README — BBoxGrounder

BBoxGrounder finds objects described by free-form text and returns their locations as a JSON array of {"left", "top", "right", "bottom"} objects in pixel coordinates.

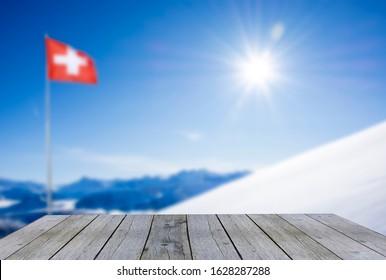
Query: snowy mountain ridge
[{"left": 163, "top": 121, "right": 386, "bottom": 235}]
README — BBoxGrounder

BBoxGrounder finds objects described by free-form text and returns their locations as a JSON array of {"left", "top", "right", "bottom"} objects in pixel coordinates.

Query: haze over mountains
[
  {"left": 0, "top": 170, "right": 248, "bottom": 237},
  {"left": 165, "top": 121, "right": 386, "bottom": 235}
]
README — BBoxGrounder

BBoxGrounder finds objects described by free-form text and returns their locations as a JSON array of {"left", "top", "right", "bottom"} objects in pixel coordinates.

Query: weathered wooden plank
[
  {"left": 308, "top": 214, "right": 386, "bottom": 257},
  {"left": 248, "top": 214, "right": 340, "bottom": 260},
  {"left": 51, "top": 215, "right": 125, "bottom": 260},
  {"left": 188, "top": 215, "right": 240, "bottom": 260},
  {"left": 0, "top": 215, "right": 69, "bottom": 260},
  {"left": 280, "top": 214, "right": 386, "bottom": 260},
  {"left": 3, "top": 213, "right": 384, "bottom": 260},
  {"left": 141, "top": 215, "right": 191, "bottom": 260},
  {"left": 6, "top": 215, "right": 97, "bottom": 260},
  {"left": 96, "top": 215, "right": 153, "bottom": 260},
  {"left": 218, "top": 214, "right": 290, "bottom": 259}
]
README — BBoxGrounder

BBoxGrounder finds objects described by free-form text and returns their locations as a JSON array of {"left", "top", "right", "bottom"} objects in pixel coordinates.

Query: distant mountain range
[
  {"left": 0, "top": 169, "right": 249, "bottom": 237},
  {"left": 0, "top": 179, "right": 46, "bottom": 215}
]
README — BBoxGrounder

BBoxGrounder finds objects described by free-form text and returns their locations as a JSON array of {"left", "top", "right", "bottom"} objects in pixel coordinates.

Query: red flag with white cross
[{"left": 45, "top": 37, "right": 97, "bottom": 84}]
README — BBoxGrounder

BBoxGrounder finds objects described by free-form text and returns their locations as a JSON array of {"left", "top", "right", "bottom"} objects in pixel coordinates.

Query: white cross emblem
[{"left": 54, "top": 47, "right": 87, "bottom": 75}]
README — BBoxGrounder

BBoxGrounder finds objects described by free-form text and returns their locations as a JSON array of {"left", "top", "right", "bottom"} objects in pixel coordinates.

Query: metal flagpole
[{"left": 45, "top": 34, "right": 52, "bottom": 215}]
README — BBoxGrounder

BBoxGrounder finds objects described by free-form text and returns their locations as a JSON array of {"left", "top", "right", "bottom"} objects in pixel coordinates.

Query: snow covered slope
[{"left": 163, "top": 122, "right": 386, "bottom": 235}]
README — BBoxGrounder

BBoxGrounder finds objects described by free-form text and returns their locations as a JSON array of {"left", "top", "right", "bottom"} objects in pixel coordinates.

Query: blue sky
[{"left": 1, "top": 0, "right": 386, "bottom": 184}]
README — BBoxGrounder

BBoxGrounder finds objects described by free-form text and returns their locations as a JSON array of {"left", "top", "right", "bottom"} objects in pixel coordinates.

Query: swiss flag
[{"left": 45, "top": 37, "right": 97, "bottom": 84}]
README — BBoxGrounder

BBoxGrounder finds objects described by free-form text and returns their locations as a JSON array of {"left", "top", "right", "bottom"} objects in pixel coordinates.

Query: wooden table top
[{"left": 1, "top": 214, "right": 385, "bottom": 260}]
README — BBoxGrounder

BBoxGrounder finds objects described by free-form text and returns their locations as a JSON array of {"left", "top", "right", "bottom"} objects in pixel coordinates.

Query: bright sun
[{"left": 237, "top": 51, "right": 278, "bottom": 92}]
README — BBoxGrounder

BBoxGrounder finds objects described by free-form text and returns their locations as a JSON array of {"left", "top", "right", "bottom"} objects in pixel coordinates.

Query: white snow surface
[
  {"left": 53, "top": 199, "right": 77, "bottom": 211},
  {"left": 0, "top": 199, "right": 19, "bottom": 208},
  {"left": 163, "top": 121, "right": 386, "bottom": 235}
]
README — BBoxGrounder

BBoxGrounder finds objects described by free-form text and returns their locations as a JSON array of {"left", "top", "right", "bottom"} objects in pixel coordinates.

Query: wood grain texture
[
  {"left": 0, "top": 215, "right": 69, "bottom": 259},
  {"left": 51, "top": 215, "right": 125, "bottom": 260},
  {"left": 218, "top": 214, "right": 290, "bottom": 260},
  {"left": 141, "top": 215, "right": 191, "bottom": 260},
  {"left": 308, "top": 214, "right": 386, "bottom": 257},
  {"left": 2, "top": 214, "right": 385, "bottom": 260},
  {"left": 96, "top": 215, "right": 153, "bottom": 260},
  {"left": 188, "top": 215, "right": 240, "bottom": 260},
  {"left": 248, "top": 214, "right": 340, "bottom": 260},
  {"left": 6, "top": 215, "right": 97, "bottom": 260},
  {"left": 280, "top": 214, "right": 386, "bottom": 260}
]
